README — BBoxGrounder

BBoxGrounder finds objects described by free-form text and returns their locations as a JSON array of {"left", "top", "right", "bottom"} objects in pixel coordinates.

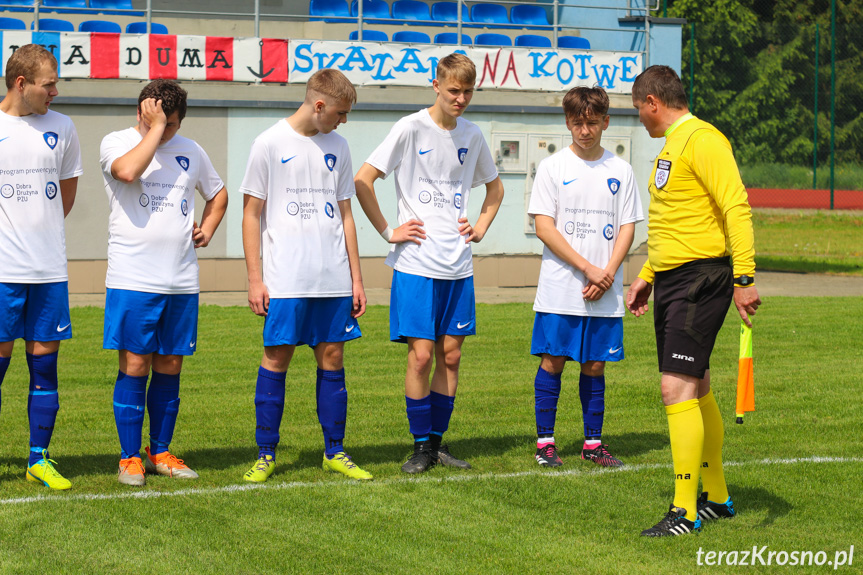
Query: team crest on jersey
[
  {"left": 655, "top": 159, "right": 671, "bottom": 188},
  {"left": 454, "top": 193, "right": 462, "bottom": 210},
  {"left": 324, "top": 154, "right": 337, "bottom": 172},
  {"left": 181, "top": 199, "right": 188, "bottom": 216},
  {"left": 43, "top": 132, "right": 58, "bottom": 150},
  {"left": 176, "top": 156, "right": 190, "bottom": 171},
  {"left": 45, "top": 182, "right": 58, "bottom": 200},
  {"left": 139, "top": 193, "right": 149, "bottom": 207},
  {"left": 603, "top": 224, "right": 614, "bottom": 240},
  {"left": 457, "top": 148, "right": 468, "bottom": 165},
  {"left": 607, "top": 178, "right": 620, "bottom": 195},
  {"left": 325, "top": 202, "right": 334, "bottom": 219}
]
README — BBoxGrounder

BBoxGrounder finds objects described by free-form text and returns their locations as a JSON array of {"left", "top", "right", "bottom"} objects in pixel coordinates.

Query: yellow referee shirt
[{"left": 638, "top": 114, "right": 756, "bottom": 284}]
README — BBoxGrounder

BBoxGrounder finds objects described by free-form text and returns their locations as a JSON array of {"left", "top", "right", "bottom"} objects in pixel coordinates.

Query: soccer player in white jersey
[
  {"left": 0, "top": 44, "right": 82, "bottom": 490},
  {"left": 100, "top": 79, "right": 228, "bottom": 486},
  {"left": 240, "top": 69, "right": 371, "bottom": 482},
  {"left": 529, "top": 86, "right": 643, "bottom": 469},
  {"left": 354, "top": 54, "right": 505, "bottom": 474}
]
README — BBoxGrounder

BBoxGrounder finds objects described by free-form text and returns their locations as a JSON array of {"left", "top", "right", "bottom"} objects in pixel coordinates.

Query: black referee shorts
[{"left": 653, "top": 257, "right": 733, "bottom": 378}]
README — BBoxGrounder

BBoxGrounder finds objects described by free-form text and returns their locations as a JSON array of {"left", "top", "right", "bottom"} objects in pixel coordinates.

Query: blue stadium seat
[
  {"left": 393, "top": 30, "right": 430, "bottom": 43},
  {"left": 79, "top": 20, "right": 122, "bottom": 33},
  {"left": 126, "top": 21, "right": 169, "bottom": 34},
  {"left": 0, "top": 17, "right": 27, "bottom": 29},
  {"left": 470, "top": 3, "right": 511, "bottom": 28},
  {"left": 89, "top": 0, "right": 144, "bottom": 16},
  {"left": 431, "top": 2, "right": 475, "bottom": 27},
  {"left": 1, "top": 0, "right": 34, "bottom": 12},
  {"left": 510, "top": 4, "right": 549, "bottom": 29},
  {"left": 474, "top": 32, "right": 511, "bottom": 46},
  {"left": 558, "top": 35, "right": 590, "bottom": 49},
  {"left": 309, "top": 0, "right": 354, "bottom": 23},
  {"left": 350, "top": 0, "right": 391, "bottom": 24},
  {"left": 31, "top": 18, "right": 75, "bottom": 31},
  {"left": 392, "top": 0, "right": 429, "bottom": 23},
  {"left": 40, "top": 0, "right": 87, "bottom": 13},
  {"left": 434, "top": 32, "right": 471, "bottom": 45},
  {"left": 515, "top": 34, "right": 551, "bottom": 48},
  {"left": 348, "top": 29, "right": 388, "bottom": 41}
]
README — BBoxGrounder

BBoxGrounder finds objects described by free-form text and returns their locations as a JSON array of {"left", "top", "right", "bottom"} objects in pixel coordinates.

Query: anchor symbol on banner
[{"left": 247, "top": 40, "right": 275, "bottom": 79}]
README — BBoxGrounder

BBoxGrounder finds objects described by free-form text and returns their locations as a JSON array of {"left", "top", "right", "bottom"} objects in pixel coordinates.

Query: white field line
[{"left": 2, "top": 455, "right": 860, "bottom": 507}]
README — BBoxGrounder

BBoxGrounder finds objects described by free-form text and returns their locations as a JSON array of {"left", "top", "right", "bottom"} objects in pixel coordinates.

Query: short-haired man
[
  {"left": 627, "top": 65, "right": 761, "bottom": 536},
  {"left": 241, "top": 68, "right": 372, "bottom": 482},
  {"left": 529, "top": 86, "right": 643, "bottom": 469},
  {"left": 355, "top": 54, "right": 505, "bottom": 473},
  {"left": 101, "top": 79, "right": 228, "bottom": 486},
  {"left": 0, "top": 44, "right": 82, "bottom": 490}
]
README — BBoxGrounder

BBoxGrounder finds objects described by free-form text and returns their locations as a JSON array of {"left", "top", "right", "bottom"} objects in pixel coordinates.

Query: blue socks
[
  {"left": 405, "top": 395, "right": 431, "bottom": 442},
  {"left": 147, "top": 371, "right": 181, "bottom": 456},
  {"left": 579, "top": 373, "right": 605, "bottom": 440},
  {"left": 113, "top": 370, "right": 147, "bottom": 460},
  {"left": 27, "top": 352, "right": 60, "bottom": 465},
  {"left": 430, "top": 391, "right": 455, "bottom": 442},
  {"left": 317, "top": 368, "right": 347, "bottom": 456},
  {"left": 255, "top": 366, "right": 286, "bottom": 459},
  {"left": 534, "top": 367, "right": 562, "bottom": 439}
]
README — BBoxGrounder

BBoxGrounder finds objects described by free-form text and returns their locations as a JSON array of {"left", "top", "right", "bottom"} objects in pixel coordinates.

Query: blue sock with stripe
[
  {"left": 405, "top": 395, "right": 431, "bottom": 442},
  {"left": 27, "top": 352, "right": 60, "bottom": 466},
  {"left": 113, "top": 370, "right": 147, "bottom": 460},
  {"left": 0, "top": 356, "right": 10, "bottom": 416},
  {"left": 255, "top": 366, "right": 286, "bottom": 459},
  {"left": 534, "top": 367, "right": 562, "bottom": 439},
  {"left": 579, "top": 373, "right": 605, "bottom": 440},
  {"left": 317, "top": 368, "right": 347, "bottom": 456},
  {"left": 147, "top": 370, "right": 181, "bottom": 456},
  {"left": 430, "top": 391, "right": 455, "bottom": 441}
]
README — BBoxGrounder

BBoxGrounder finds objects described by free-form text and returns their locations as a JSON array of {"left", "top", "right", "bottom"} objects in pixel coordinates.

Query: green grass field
[
  {"left": 1, "top": 301, "right": 861, "bottom": 574},
  {"left": 740, "top": 163, "right": 863, "bottom": 191}
]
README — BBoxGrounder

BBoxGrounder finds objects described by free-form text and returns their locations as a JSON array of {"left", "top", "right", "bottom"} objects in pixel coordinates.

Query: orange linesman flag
[{"left": 736, "top": 322, "right": 755, "bottom": 424}]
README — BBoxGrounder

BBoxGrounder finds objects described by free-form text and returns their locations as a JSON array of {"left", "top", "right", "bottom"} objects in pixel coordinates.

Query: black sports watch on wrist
[{"left": 734, "top": 275, "right": 755, "bottom": 287}]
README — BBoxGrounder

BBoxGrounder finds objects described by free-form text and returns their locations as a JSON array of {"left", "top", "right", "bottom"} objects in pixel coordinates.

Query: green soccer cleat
[
  {"left": 243, "top": 455, "right": 276, "bottom": 483},
  {"left": 26, "top": 451, "right": 72, "bottom": 490},
  {"left": 322, "top": 452, "right": 373, "bottom": 480}
]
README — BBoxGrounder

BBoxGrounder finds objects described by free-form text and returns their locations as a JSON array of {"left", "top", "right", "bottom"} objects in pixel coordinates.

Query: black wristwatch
[{"left": 734, "top": 275, "right": 755, "bottom": 287}]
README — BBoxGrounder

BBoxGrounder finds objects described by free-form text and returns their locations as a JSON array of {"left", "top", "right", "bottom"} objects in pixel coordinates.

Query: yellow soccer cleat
[
  {"left": 243, "top": 455, "right": 276, "bottom": 483},
  {"left": 26, "top": 451, "right": 72, "bottom": 490},
  {"left": 322, "top": 452, "right": 373, "bottom": 480}
]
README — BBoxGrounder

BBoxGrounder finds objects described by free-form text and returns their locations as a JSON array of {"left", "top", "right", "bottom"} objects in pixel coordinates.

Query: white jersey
[
  {"left": 100, "top": 128, "right": 224, "bottom": 295},
  {"left": 0, "top": 109, "right": 82, "bottom": 283},
  {"left": 240, "top": 119, "right": 355, "bottom": 298},
  {"left": 529, "top": 147, "right": 643, "bottom": 317},
  {"left": 365, "top": 109, "right": 498, "bottom": 280}
]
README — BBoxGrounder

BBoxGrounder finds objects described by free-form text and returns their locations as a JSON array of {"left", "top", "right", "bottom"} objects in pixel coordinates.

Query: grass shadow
[{"left": 729, "top": 484, "right": 793, "bottom": 526}]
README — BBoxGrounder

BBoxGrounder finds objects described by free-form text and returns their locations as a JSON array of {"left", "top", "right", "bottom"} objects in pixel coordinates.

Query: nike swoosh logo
[
  {"left": 56, "top": 323, "right": 71, "bottom": 332},
  {"left": 345, "top": 325, "right": 355, "bottom": 333},
  {"left": 281, "top": 156, "right": 297, "bottom": 164},
  {"left": 419, "top": 149, "right": 433, "bottom": 155},
  {"left": 457, "top": 322, "right": 471, "bottom": 329},
  {"left": 190, "top": 341, "right": 196, "bottom": 347},
  {"left": 563, "top": 178, "right": 577, "bottom": 185},
  {"left": 0, "top": 137, "right": 9, "bottom": 144},
  {"left": 608, "top": 346, "right": 621, "bottom": 354}
]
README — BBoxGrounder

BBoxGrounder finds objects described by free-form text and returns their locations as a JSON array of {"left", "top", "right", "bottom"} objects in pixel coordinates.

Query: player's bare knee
[
  {"left": 153, "top": 354, "right": 183, "bottom": 375},
  {"left": 262, "top": 345, "right": 293, "bottom": 372},
  {"left": 540, "top": 355, "right": 566, "bottom": 374},
  {"left": 580, "top": 361, "right": 605, "bottom": 377},
  {"left": 408, "top": 348, "right": 434, "bottom": 375}
]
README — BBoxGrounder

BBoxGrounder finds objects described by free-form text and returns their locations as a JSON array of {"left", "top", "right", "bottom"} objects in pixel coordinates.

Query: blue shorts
[
  {"left": 263, "top": 297, "right": 361, "bottom": 348},
  {"left": 531, "top": 313, "right": 624, "bottom": 363},
  {"left": 390, "top": 270, "right": 475, "bottom": 343},
  {"left": 103, "top": 289, "right": 199, "bottom": 356},
  {"left": 0, "top": 282, "right": 72, "bottom": 343}
]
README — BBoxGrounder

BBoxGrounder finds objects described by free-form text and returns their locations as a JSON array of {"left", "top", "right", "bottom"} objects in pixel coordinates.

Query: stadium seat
[
  {"left": 1, "top": 0, "right": 35, "bottom": 12},
  {"left": 474, "top": 32, "right": 512, "bottom": 46},
  {"left": 309, "top": 0, "right": 354, "bottom": 23},
  {"left": 510, "top": 4, "right": 549, "bottom": 29},
  {"left": 89, "top": 0, "right": 144, "bottom": 16},
  {"left": 515, "top": 34, "right": 551, "bottom": 48},
  {"left": 31, "top": 18, "right": 74, "bottom": 31},
  {"left": 350, "top": 0, "right": 391, "bottom": 24},
  {"left": 392, "top": 0, "right": 430, "bottom": 23},
  {"left": 470, "top": 3, "right": 511, "bottom": 28},
  {"left": 431, "top": 2, "right": 475, "bottom": 27},
  {"left": 40, "top": 0, "right": 87, "bottom": 13},
  {"left": 558, "top": 35, "right": 590, "bottom": 49},
  {"left": 348, "top": 29, "right": 388, "bottom": 41},
  {"left": 0, "top": 17, "right": 27, "bottom": 29},
  {"left": 434, "top": 32, "right": 471, "bottom": 45},
  {"left": 79, "top": 20, "right": 122, "bottom": 33},
  {"left": 393, "top": 30, "right": 430, "bottom": 43},
  {"left": 126, "top": 21, "right": 169, "bottom": 34}
]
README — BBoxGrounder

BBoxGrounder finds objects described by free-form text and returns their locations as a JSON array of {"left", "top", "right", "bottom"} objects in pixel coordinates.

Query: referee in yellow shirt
[{"left": 626, "top": 65, "right": 761, "bottom": 537}]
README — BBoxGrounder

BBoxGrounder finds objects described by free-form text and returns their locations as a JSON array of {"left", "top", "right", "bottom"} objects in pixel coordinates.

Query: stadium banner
[
  {"left": 0, "top": 32, "right": 640, "bottom": 92},
  {"left": 289, "top": 40, "right": 641, "bottom": 93}
]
